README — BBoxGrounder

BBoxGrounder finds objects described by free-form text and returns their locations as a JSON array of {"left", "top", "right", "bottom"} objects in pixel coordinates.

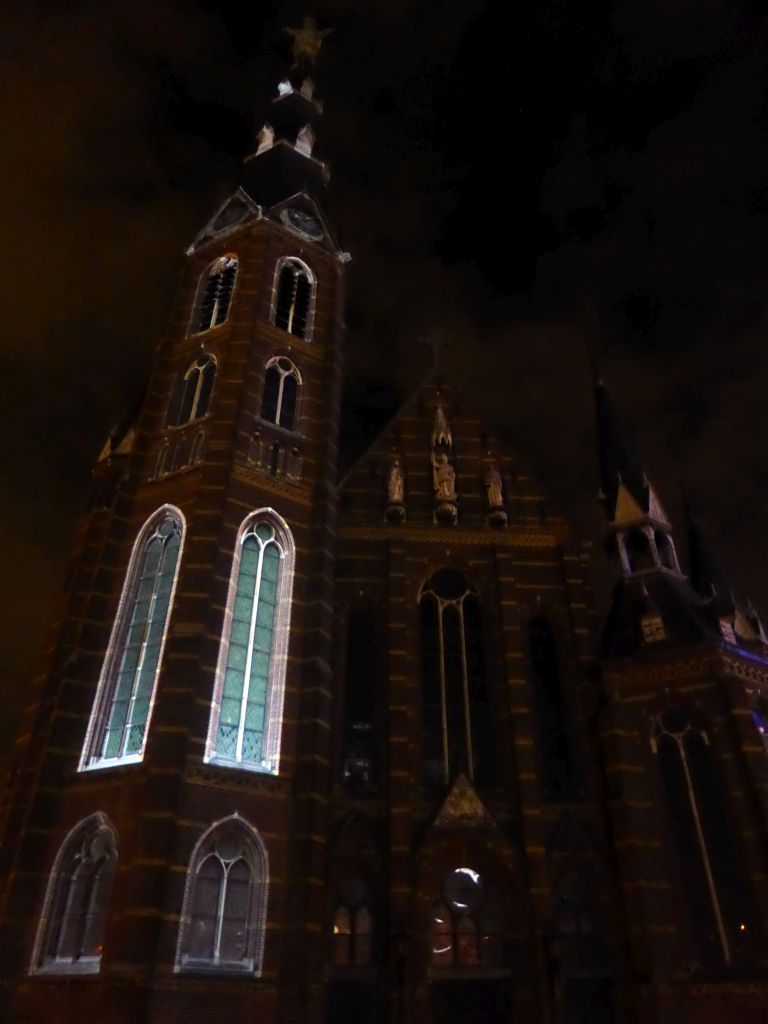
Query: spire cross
[{"left": 285, "top": 17, "right": 332, "bottom": 68}]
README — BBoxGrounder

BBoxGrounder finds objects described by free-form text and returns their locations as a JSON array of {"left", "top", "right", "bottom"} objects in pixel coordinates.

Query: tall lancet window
[
  {"left": 273, "top": 258, "right": 314, "bottom": 340},
  {"left": 167, "top": 354, "right": 217, "bottom": 427},
  {"left": 419, "top": 569, "right": 495, "bottom": 788},
  {"left": 176, "top": 816, "right": 268, "bottom": 974},
  {"left": 194, "top": 255, "right": 238, "bottom": 333},
  {"left": 261, "top": 356, "right": 302, "bottom": 431},
  {"left": 32, "top": 814, "right": 117, "bottom": 974},
  {"left": 653, "top": 710, "right": 752, "bottom": 967},
  {"left": 207, "top": 511, "right": 294, "bottom": 773},
  {"left": 80, "top": 506, "right": 184, "bottom": 769},
  {"left": 528, "top": 616, "right": 579, "bottom": 799}
]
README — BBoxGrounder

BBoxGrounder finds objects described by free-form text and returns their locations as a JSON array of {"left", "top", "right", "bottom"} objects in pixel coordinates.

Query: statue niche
[
  {"left": 483, "top": 462, "right": 507, "bottom": 528},
  {"left": 385, "top": 457, "right": 406, "bottom": 523}
]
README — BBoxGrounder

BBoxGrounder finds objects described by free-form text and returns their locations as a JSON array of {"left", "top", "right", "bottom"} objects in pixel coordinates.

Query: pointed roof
[
  {"left": 593, "top": 364, "right": 649, "bottom": 521},
  {"left": 433, "top": 774, "right": 495, "bottom": 830}
]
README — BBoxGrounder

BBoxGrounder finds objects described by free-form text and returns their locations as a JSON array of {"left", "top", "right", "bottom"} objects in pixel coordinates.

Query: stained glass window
[
  {"left": 32, "top": 814, "right": 117, "bottom": 974},
  {"left": 194, "top": 255, "right": 237, "bottom": 332},
  {"left": 81, "top": 507, "right": 184, "bottom": 769},
  {"left": 208, "top": 512, "right": 294, "bottom": 773},
  {"left": 177, "top": 817, "right": 268, "bottom": 974}
]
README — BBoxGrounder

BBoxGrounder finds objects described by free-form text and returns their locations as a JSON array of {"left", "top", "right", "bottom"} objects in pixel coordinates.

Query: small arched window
[
  {"left": 81, "top": 506, "right": 185, "bottom": 769},
  {"left": 261, "top": 356, "right": 302, "bottom": 431},
  {"left": 176, "top": 816, "right": 268, "bottom": 974},
  {"left": 194, "top": 255, "right": 238, "bottom": 333},
  {"left": 332, "top": 880, "right": 373, "bottom": 966},
  {"left": 273, "top": 258, "right": 313, "bottom": 339},
  {"left": 430, "top": 868, "right": 502, "bottom": 970},
  {"left": 167, "top": 355, "right": 216, "bottom": 427},
  {"left": 32, "top": 814, "right": 117, "bottom": 974},
  {"left": 419, "top": 569, "right": 495, "bottom": 788},
  {"left": 206, "top": 511, "right": 295, "bottom": 774}
]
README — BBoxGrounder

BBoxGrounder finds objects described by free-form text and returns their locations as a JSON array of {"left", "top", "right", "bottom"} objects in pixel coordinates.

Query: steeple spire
[
  {"left": 592, "top": 361, "right": 648, "bottom": 523},
  {"left": 592, "top": 365, "right": 681, "bottom": 580},
  {"left": 239, "top": 19, "right": 333, "bottom": 215}
]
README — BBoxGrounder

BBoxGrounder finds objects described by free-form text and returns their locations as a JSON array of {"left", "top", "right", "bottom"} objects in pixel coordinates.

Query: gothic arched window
[
  {"left": 206, "top": 510, "right": 295, "bottom": 773},
  {"left": 261, "top": 356, "right": 302, "bottom": 431},
  {"left": 32, "top": 814, "right": 117, "bottom": 974},
  {"left": 654, "top": 711, "right": 752, "bottom": 967},
  {"left": 167, "top": 354, "right": 216, "bottom": 427},
  {"left": 528, "top": 616, "right": 579, "bottom": 799},
  {"left": 80, "top": 506, "right": 184, "bottom": 769},
  {"left": 273, "top": 258, "right": 314, "bottom": 339},
  {"left": 194, "top": 255, "right": 238, "bottom": 333},
  {"left": 176, "top": 816, "right": 268, "bottom": 974},
  {"left": 430, "top": 868, "right": 502, "bottom": 970},
  {"left": 419, "top": 569, "right": 495, "bottom": 788},
  {"left": 332, "top": 880, "right": 373, "bottom": 966}
]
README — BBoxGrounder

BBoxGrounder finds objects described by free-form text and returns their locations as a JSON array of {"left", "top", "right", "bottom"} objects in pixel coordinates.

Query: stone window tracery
[
  {"left": 261, "top": 356, "right": 302, "bottom": 431},
  {"left": 419, "top": 569, "right": 495, "bottom": 788},
  {"left": 31, "top": 814, "right": 117, "bottom": 974},
  {"left": 80, "top": 506, "right": 184, "bottom": 769},
  {"left": 176, "top": 816, "right": 268, "bottom": 974},
  {"left": 194, "top": 255, "right": 238, "bottom": 333},
  {"left": 206, "top": 510, "right": 294, "bottom": 773},
  {"left": 273, "top": 258, "right": 314, "bottom": 340},
  {"left": 430, "top": 868, "right": 502, "bottom": 970},
  {"left": 167, "top": 354, "right": 217, "bottom": 427}
]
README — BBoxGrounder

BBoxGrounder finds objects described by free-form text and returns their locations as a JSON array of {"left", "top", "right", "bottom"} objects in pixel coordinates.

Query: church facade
[{"left": 1, "top": 45, "right": 767, "bottom": 1024}]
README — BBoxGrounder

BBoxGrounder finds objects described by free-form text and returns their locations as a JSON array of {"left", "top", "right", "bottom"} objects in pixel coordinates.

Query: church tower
[
  {"left": 0, "top": 24, "right": 347, "bottom": 1024},
  {"left": 2, "top": 22, "right": 768, "bottom": 1024},
  {"left": 594, "top": 373, "right": 768, "bottom": 1020}
]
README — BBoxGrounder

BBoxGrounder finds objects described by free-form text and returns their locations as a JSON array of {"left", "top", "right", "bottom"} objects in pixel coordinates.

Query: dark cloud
[{"left": 2, "top": 0, "right": 768, "bottom": 771}]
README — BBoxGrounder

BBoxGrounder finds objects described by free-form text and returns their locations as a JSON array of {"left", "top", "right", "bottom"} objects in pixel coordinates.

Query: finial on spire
[{"left": 285, "top": 17, "right": 332, "bottom": 68}]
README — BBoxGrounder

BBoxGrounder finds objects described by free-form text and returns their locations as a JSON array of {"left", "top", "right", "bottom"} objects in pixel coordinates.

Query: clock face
[
  {"left": 213, "top": 200, "right": 249, "bottom": 231},
  {"left": 280, "top": 206, "right": 324, "bottom": 241}
]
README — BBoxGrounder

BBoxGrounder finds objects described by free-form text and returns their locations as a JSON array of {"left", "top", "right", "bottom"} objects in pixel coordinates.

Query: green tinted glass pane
[
  {"left": 254, "top": 523, "right": 274, "bottom": 543},
  {"left": 259, "top": 577, "right": 277, "bottom": 605},
  {"left": 222, "top": 666, "right": 245, "bottom": 700},
  {"left": 227, "top": 644, "right": 247, "bottom": 671},
  {"left": 242, "top": 728, "right": 262, "bottom": 762},
  {"left": 244, "top": 700, "right": 265, "bottom": 729},
  {"left": 253, "top": 625, "right": 274, "bottom": 653},
  {"left": 262, "top": 545, "right": 279, "bottom": 581},
  {"left": 230, "top": 620, "right": 250, "bottom": 645},
  {"left": 220, "top": 695, "right": 242, "bottom": 726}
]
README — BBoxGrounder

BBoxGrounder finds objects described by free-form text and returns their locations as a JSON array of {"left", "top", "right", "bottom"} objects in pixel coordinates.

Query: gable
[{"left": 339, "top": 378, "right": 569, "bottom": 535}]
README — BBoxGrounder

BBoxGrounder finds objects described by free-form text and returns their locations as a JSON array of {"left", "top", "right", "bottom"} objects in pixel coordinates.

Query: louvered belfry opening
[
  {"left": 275, "top": 262, "right": 312, "bottom": 338},
  {"left": 196, "top": 257, "right": 238, "bottom": 332}
]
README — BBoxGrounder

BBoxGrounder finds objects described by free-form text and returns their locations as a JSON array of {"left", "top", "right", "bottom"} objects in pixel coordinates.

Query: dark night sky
[{"left": 2, "top": 1, "right": 768, "bottom": 770}]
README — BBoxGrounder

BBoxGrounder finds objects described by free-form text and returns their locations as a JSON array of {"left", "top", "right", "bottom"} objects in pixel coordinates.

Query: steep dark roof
[
  {"left": 593, "top": 368, "right": 648, "bottom": 520},
  {"left": 683, "top": 497, "right": 735, "bottom": 613}
]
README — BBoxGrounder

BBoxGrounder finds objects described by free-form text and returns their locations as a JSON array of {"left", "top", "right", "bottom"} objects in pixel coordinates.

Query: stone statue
[
  {"left": 388, "top": 460, "right": 404, "bottom": 504},
  {"left": 432, "top": 453, "right": 456, "bottom": 501},
  {"left": 285, "top": 17, "right": 333, "bottom": 67},
  {"left": 484, "top": 464, "right": 503, "bottom": 508},
  {"left": 256, "top": 123, "right": 274, "bottom": 155},
  {"left": 277, "top": 79, "right": 293, "bottom": 97},
  {"left": 296, "top": 124, "right": 315, "bottom": 157}
]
